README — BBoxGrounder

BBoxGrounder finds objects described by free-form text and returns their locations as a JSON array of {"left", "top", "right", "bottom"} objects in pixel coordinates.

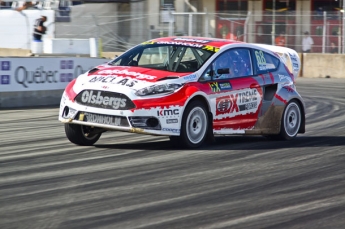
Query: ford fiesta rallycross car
[{"left": 59, "top": 36, "right": 305, "bottom": 148}]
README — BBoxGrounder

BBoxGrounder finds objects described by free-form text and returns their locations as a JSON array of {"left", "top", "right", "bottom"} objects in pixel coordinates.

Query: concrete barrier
[
  {"left": 301, "top": 53, "right": 345, "bottom": 78},
  {"left": 0, "top": 48, "right": 32, "bottom": 57},
  {"left": 0, "top": 90, "right": 63, "bottom": 108}
]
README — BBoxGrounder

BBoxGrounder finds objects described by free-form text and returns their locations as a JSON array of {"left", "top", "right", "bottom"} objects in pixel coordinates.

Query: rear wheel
[
  {"left": 170, "top": 100, "right": 208, "bottom": 148},
  {"left": 278, "top": 100, "right": 302, "bottom": 140},
  {"left": 65, "top": 124, "right": 102, "bottom": 146}
]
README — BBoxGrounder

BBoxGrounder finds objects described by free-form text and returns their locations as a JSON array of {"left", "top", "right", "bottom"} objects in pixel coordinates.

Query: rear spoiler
[{"left": 254, "top": 44, "right": 301, "bottom": 80}]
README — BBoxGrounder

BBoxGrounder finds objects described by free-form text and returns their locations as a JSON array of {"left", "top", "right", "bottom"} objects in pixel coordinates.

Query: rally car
[{"left": 59, "top": 36, "right": 305, "bottom": 148}]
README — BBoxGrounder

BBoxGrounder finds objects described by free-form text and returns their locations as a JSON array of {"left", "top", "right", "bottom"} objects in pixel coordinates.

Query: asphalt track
[{"left": 0, "top": 78, "right": 344, "bottom": 229}]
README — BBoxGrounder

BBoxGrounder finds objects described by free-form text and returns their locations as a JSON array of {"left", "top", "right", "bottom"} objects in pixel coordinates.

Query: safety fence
[
  {"left": 53, "top": 7, "right": 345, "bottom": 54},
  {"left": 1, "top": 4, "right": 345, "bottom": 54}
]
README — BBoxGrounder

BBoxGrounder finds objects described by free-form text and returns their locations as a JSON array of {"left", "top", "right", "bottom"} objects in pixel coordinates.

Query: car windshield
[{"left": 108, "top": 43, "right": 215, "bottom": 73}]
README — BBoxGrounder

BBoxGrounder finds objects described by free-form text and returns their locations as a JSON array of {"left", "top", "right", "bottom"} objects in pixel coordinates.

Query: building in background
[{"left": 1, "top": 0, "right": 344, "bottom": 53}]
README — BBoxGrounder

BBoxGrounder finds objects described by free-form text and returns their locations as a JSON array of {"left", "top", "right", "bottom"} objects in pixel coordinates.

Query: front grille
[{"left": 75, "top": 90, "right": 135, "bottom": 110}]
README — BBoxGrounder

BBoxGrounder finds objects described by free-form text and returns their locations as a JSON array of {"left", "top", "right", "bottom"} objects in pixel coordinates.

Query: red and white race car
[{"left": 59, "top": 36, "right": 305, "bottom": 148}]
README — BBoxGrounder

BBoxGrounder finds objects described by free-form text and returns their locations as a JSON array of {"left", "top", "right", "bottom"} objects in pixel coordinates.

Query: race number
[{"left": 255, "top": 50, "right": 266, "bottom": 70}]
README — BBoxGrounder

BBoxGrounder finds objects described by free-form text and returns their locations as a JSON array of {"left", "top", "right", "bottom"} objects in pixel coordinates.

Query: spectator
[
  {"left": 330, "top": 42, "right": 338, "bottom": 54},
  {"left": 33, "top": 16, "right": 47, "bottom": 41},
  {"left": 302, "top": 31, "right": 314, "bottom": 53},
  {"left": 15, "top": 1, "right": 37, "bottom": 11},
  {"left": 275, "top": 31, "right": 286, "bottom": 47}
]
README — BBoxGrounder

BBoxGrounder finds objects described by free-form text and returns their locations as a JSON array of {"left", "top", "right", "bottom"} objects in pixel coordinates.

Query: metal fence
[
  {"left": 54, "top": 8, "right": 345, "bottom": 54},
  {"left": 1, "top": 1, "right": 339, "bottom": 54}
]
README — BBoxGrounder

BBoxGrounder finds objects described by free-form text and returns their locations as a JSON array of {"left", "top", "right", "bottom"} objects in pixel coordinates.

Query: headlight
[{"left": 135, "top": 83, "right": 183, "bottom": 96}]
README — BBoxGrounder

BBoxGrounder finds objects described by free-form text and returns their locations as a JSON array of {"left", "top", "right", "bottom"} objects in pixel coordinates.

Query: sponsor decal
[
  {"left": 60, "top": 60, "right": 74, "bottom": 69},
  {"left": 218, "top": 82, "right": 232, "bottom": 90},
  {"left": 157, "top": 41, "right": 203, "bottom": 48},
  {"left": 173, "top": 38, "right": 211, "bottom": 44},
  {"left": 162, "top": 128, "right": 180, "bottom": 133},
  {"left": 157, "top": 109, "right": 179, "bottom": 116},
  {"left": 202, "top": 45, "right": 220, "bottom": 52},
  {"left": 278, "top": 74, "right": 290, "bottom": 81},
  {"left": 288, "top": 53, "right": 299, "bottom": 72},
  {"left": 289, "top": 53, "right": 298, "bottom": 62},
  {"left": 14, "top": 66, "right": 58, "bottom": 88},
  {"left": 209, "top": 82, "right": 220, "bottom": 92},
  {"left": 216, "top": 95, "right": 238, "bottom": 115},
  {"left": 209, "top": 82, "right": 232, "bottom": 92},
  {"left": 97, "top": 69, "right": 156, "bottom": 80},
  {"left": 183, "top": 74, "right": 197, "bottom": 81},
  {"left": 142, "top": 40, "right": 204, "bottom": 48},
  {"left": 1, "top": 61, "right": 10, "bottom": 71},
  {"left": 0, "top": 75, "right": 10, "bottom": 85},
  {"left": 84, "top": 112, "right": 122, "bottom": 126},
  {"left": 80, "top": 90, "right": 127, "bottom": 109},
  {"left": 89, "top": 76, "right": 137, "bottom": 87},
  {"left": 166, "top": 118, "right": 178, "bottom": 124},
  {"left": 216, "top": 88, "right": 260, "bottom": 116},
  {"left": 216, "top": 97, "right": 232, "bottom": 113}
]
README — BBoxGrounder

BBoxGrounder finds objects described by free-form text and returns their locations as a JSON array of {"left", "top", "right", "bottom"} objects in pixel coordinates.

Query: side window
[
  {"left": 253, "top": 49, "right": 280, "bottom": 74},
  {"left": 200, "top": 48, "right": 252, "bottom": 81},
  {"left": 229, "top": 49, "right": 253, "bottom": 78}
]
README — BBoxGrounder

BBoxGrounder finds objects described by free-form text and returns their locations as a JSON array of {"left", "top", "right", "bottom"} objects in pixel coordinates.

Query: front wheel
[
  {"left": 171, "top": 100, "right": 208, "bottom": 148},
  {"left": 65, "top": 124, "right": 102, "bottom": 146},
  {"left": 278, "top": 100, "right": 302, "bottom": 140}
]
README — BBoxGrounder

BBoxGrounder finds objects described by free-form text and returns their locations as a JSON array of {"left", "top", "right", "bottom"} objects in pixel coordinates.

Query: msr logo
[
  {"left": 157, "top": 109, "right": 179, "bottom": 116},
  {"left": 215, "top": 94, "right": 239, "bottom": 115}
]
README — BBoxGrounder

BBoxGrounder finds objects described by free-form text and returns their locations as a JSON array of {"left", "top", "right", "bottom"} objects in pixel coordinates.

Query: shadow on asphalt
[{"left": 94, "top": 136, "right": 345, "bottom": 150}]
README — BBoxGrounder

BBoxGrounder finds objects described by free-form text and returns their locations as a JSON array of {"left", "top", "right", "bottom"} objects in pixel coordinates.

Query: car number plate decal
[{"left": 83, "top": 112, "right": 122, "bottom": 126}]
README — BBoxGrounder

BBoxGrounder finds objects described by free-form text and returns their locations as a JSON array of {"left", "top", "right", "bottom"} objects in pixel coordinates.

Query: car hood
[{"left": 72, "top": 65, "right": 198, "bottom": 97}]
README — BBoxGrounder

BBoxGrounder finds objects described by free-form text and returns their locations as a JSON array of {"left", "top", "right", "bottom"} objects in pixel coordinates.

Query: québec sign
[{"left": 0, "top": 57, "right": 106, "bottom": 92}]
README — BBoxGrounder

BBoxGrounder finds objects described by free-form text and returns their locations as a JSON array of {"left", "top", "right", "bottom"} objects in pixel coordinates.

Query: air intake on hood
[
  {"left": 88, "top": 68, "right": 99, "bottom": 74},
  {"left": 157, "top": 76, "right": 179, "bottom": 81}
]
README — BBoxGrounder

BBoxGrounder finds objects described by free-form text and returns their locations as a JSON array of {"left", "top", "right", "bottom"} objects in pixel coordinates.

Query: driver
[{"left": 214, "top": 52, "right": 231, "bottom": 79}]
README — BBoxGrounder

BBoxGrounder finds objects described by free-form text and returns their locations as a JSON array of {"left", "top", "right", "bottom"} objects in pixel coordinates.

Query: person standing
[
  {"left": 330, "top": 42, "right": 338, "bottom": 54},
  {"left": 33, "top": 16, "right": 47, "bottom": 41},
  {"left": 302, "top": 31, "right": 313, "bottom": 53},
  {"left": 275, "top": 31, "right": 286, "bottom": 47}
]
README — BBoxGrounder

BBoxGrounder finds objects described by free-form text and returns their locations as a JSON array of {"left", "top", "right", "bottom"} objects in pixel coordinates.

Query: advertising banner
[{"left": 0, "top": 57, "right": 108, "bottom": 92}]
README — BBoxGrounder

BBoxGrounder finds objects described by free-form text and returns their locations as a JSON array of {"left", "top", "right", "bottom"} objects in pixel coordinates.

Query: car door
[
  {"left": 249, "top": 48, "right": 282, "bottom": 130},
  {"left": 201, "top": 48, "right": 263, "bottom": 134}
]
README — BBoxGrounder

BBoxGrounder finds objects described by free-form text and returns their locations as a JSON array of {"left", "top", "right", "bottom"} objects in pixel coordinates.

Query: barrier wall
[
  {"left": 301, "top": 53, "right": 345, "bottom": 78},
  {"left": 0, "top": 53, "right": 344, "bottom": 108},
  {"left": 0, "top": 57, "right": 108, "bottom": 108}
]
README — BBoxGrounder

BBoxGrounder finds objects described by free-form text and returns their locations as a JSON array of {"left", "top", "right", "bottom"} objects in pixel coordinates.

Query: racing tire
[
  {"left": 173, "top": 100, "right": 208, "bottom": 148},
  {"left": 64, "top": 124, "right": 102, "bottom": 146},
  {"left": 277, "top": 100, "right": 302, "bottom": 140}
]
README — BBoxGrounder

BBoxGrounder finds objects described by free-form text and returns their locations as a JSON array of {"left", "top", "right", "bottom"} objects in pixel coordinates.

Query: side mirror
[{"left": 217, "top": 68, "right": 230, "bottom": 74}]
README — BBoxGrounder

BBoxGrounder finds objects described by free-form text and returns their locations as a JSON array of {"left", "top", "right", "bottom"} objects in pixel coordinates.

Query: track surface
[{"left": 0, "top": 78, "right": 344, "bottom": 229}]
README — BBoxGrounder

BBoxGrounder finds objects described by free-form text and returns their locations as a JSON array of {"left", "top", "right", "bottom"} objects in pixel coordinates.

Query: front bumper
[{"left": 59, "top": 98, "right": 182, "bottom": 136}]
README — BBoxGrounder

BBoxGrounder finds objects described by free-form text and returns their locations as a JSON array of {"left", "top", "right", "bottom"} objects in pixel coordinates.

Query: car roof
[{"left": 150, "top": 36, "right": 243, "bottom": 48}]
